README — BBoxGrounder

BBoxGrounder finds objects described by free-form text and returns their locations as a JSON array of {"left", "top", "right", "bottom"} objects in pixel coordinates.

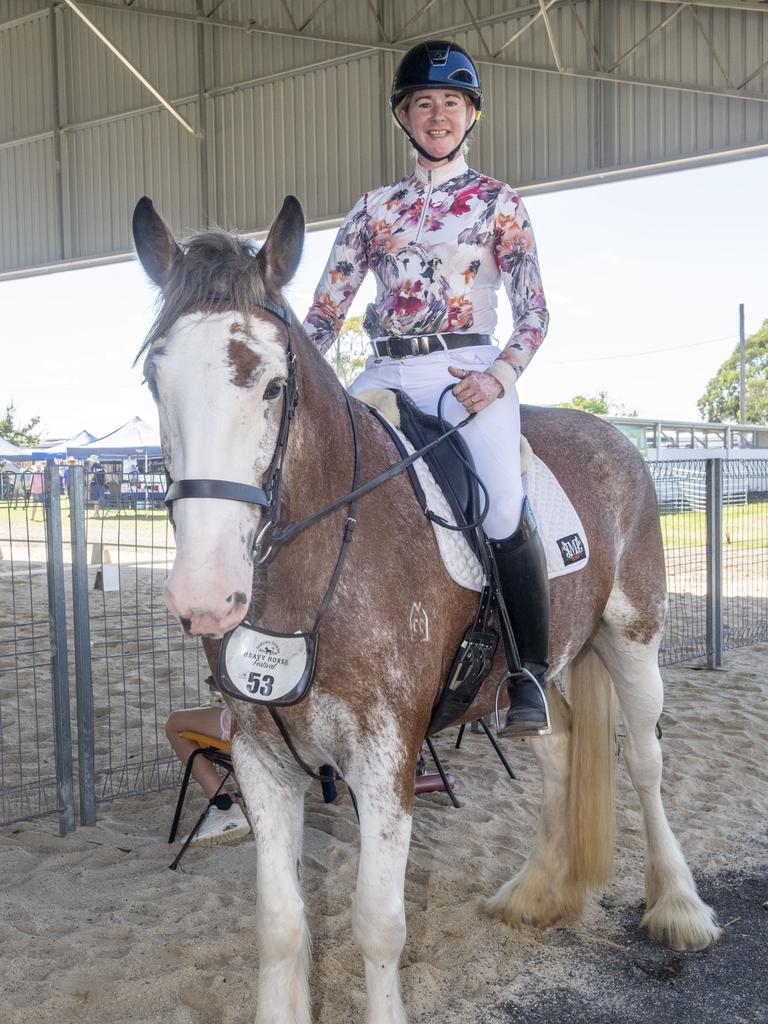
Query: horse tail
[{"left": 565, "top": 643, "right": 616, "bottom": 888}]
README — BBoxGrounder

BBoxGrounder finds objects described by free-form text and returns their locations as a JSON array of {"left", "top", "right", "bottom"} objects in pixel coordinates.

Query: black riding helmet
[{"left": 390, "top": 41, "right": 483, "bottom": 163}]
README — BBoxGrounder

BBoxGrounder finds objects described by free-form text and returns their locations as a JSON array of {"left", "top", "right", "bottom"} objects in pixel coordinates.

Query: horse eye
[{"left": 263, "top": 380, "right": 284, "bottom": 401}]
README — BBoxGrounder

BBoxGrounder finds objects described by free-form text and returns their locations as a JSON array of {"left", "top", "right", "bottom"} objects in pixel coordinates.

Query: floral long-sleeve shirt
[{"left": 303, "top": 155, "right": 549, "bottom": 382}]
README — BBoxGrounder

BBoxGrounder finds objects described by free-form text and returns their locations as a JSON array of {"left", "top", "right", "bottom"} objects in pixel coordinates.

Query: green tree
[
  {"left": 0, "top": 401, "right": 42, "bottom": 446},
  {"left": 561, "top": 392, "right": 638, "bottom": 416},
  {"left": 561, "top": 392, "right": 610, "bottom": 415},
  {"left": 325, "top": 315, "right": 369, "bottom": 388},
  {"left": 697, "top": 319, "right": 768, "bottom": 424}
]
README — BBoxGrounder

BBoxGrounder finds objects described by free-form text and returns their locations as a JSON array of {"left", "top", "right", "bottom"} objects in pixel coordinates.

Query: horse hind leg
[
  {"left": 486, "top": 685, "right": 587, "bottom": 928},
  {"left": 593, "top": 601, "right": 721, "bottom": 951},
  {"left": 232, "top": 735, "right": 312, "bottom": 1024}
]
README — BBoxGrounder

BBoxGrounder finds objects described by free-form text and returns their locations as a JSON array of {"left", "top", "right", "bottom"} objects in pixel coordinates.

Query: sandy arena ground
[{"left": 1, "top": 640, "right": 766, "bottom": 1024}]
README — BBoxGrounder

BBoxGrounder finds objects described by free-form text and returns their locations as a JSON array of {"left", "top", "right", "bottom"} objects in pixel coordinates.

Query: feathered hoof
[
  {"left": 641, "top": 893, "right": 721, "bottom": 951},
  {"left": 485, "top": 870, "right": 584, "bottom": 930}
]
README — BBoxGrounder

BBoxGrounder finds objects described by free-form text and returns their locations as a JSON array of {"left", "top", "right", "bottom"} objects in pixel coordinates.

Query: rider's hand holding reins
[{"left": 448, "top": 366, "right": 504, "bottom": 414}]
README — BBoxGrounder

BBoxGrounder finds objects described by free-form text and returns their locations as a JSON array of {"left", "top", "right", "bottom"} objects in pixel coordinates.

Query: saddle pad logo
[{"left": 557, "top": 533, "right": 587, "bottom": 566}]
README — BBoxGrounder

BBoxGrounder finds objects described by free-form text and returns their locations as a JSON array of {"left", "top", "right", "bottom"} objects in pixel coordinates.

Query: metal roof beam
[
  {"left": 3, "top": 27, "right": 767, "bottom": 160},
  {"left": 3, "top": 0, "right": 767, "bottom": 38},
  {"left": 538, "top": 0, "right": 563, "bottom": 71},
  {"left": 608, "top": 2, "right": 688, "bottom": 73},
  {"left": 64, "top": 0, "right": 577, "bottom": 51},
  {"left": 642, "top": 0, "right": 768, "bottom": 14},
  {"left": 297, "top": 0, "right": 336, "bottom": 33},
  {"left": 364, "top": 0, "right": 389, "bottom": 42},
  {"left": 60, "top": 0, "right": 198, "bottom": 135},
  {"left": 738, "top": 52, "right": 768, "bottom": 89},
  {"left": 391, "top": 0, "right": 438, "bottom": 43},
  {"left": 689, "top": 4, "right": 735, "bottom": 88},
  {"left": 461, "top": 0, "right": 495, "bottom": 58},
  {"left": 566, "top": 0, "right": 605, "bottom": 71},
  {"left": 494, "top": 0, "right": 561, "bottom": 58}
]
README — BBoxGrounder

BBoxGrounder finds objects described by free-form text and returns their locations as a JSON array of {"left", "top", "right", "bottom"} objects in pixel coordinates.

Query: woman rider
[{"left": 303, "top": 41, "right": 551, "bottom": 736}]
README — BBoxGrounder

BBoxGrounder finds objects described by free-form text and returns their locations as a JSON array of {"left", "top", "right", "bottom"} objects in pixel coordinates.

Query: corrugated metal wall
[{"left": 1, "top": 0, "right": 766, "bottom": 276}]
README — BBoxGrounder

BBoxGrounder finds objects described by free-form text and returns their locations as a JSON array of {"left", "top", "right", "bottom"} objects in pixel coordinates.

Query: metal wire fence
[
  {"left": 0, "top": 490, "right": 61, "bottom": 824},
  {"left": 1, "top": 457, "right": 766, "bottom": 830},
  {"left": 649, "top": 458, "right": 768, "bottom": 666},
  {"left": 82, "top": 495, "right": 209, "bottom": 806},
  {"left": 0, "top": 466, "right": 207, "bottom": 830}
]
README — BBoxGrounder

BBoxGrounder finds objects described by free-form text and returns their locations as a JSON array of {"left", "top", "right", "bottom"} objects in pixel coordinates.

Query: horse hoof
[
  {"left": 485, "top": 871, "right": 584, "bottom": 930},
  {"left": 641, "top": 895, "right": 721, "bottom": 951}
]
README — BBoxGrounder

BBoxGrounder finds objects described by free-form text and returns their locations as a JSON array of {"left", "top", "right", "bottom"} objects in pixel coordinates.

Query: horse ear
[
  {"left": 258, "top": 195, "right": 305, "bottom": 291},
  {"left": 132, "top": 197, "right": 182, "bottom": 288}
]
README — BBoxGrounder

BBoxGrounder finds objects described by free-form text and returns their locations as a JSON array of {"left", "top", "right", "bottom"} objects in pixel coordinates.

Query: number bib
[{"left": 217, "top": 622, "right": 317, "bottom": 706}]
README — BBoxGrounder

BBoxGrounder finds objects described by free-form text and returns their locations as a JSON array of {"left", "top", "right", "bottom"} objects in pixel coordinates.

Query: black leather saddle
[{"left": 366, "top": 389, "right": 485, "bottom": 562}]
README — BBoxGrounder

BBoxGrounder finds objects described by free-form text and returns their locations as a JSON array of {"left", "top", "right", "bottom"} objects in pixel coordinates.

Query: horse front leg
[
  {"left": 347, "top": 737, "right": 414, "bottom": 1024},
  {"left": 232, "top": 734, "right": 312, "bottom": 1024}
]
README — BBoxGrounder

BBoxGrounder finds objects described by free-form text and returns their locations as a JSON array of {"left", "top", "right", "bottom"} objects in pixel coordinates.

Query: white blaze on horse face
[{"left": 148, "top": 312, "right": 287, "bottom": 636}]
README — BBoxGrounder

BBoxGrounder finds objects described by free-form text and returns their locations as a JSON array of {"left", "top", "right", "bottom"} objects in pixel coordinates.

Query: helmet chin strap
[
  {"left": 399, "top": 111, "right": 481, "bottom": 166},
  {"left": 405, "top": 130, "right": 463, "bottom": 164}
]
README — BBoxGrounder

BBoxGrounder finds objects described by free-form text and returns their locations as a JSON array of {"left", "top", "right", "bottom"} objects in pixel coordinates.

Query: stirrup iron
[{"left": 494, "top": 668, "right": 552, "bottom": 737}]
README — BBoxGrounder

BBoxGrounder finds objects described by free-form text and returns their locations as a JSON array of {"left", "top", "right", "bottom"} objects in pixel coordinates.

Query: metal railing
[
  {"left": 0, "top": 457, "right": 766, "bottom": 831},
  {"left": 649, "top": 457, "right": 768, "bottom": 667},
  {"left": 0, "top": 465, "right": 207, "bottom": 832}
]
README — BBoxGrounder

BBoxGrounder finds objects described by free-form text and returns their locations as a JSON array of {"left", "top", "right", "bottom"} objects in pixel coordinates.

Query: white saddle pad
[{"left": 395, "top": 428, "right": 590, "bottom": 592}]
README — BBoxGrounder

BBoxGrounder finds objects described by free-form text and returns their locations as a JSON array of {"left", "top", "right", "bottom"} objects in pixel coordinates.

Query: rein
[
  {"left": 161, "top": 300, "right": 481, "bottom": 787},
  {"left": 163, "top": 299, "right": 480, "bottom": 559}
]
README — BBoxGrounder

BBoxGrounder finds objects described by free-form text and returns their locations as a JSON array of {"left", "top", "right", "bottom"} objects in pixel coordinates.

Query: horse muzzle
[
  {"left": 164, "top": 566, "right": 252, "bottom": 638},
  {"left": 165, "top": 587, "right": 250, "bottom": 637}
]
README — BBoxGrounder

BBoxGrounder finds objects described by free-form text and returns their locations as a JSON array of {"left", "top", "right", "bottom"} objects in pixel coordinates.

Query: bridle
[
  {"left": 164, "top": 298, "right": 303, "bottom": 564},
  {"left": 163, "top": 299, "right": 486, "bottom": 563}
]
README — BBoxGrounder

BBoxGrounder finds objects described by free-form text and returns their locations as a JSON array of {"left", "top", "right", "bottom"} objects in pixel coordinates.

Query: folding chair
[
  {"left": 455, "top": 716, "right": 517, "bottom": 780},
  {"left": 168, "top": 730, "right": 236, "bottom": 870}
]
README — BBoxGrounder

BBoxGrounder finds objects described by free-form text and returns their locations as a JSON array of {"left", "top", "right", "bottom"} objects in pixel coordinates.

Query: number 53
[{"left": 247, "top": 671, "right": 275, "bottom": 697}]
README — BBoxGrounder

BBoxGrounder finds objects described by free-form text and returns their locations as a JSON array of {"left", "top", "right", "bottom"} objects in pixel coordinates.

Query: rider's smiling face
[{"left": 399, "top": 90, "right": 475, "bottom": 166}]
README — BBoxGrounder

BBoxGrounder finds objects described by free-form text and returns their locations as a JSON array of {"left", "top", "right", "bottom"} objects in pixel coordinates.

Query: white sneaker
[{"left": 185, "top": 803, "right": 251, "bottom": 847}]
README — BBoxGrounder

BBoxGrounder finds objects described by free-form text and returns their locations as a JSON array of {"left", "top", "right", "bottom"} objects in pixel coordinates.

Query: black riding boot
[{"left": 490, "top": 498, "right": 551, "bottom": 736}]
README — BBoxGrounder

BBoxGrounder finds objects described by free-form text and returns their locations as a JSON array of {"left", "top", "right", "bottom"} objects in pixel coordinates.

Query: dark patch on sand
[{"left": 478, "top": 869, "right": 768, "bottom": 1024}]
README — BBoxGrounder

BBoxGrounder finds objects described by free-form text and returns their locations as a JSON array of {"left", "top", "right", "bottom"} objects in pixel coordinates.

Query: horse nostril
[
  {"left": 228, "top": 591, "right": 248, "bottom": 606},
  {"left": 179, "top": 616, "right": 192, "bottom": 633}
]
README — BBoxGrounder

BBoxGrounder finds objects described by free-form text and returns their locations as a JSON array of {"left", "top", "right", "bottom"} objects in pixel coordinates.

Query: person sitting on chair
[
  {"left": 304, "top": 41, "right": 551, "bottom": 735},
  {"left": 165, "top": 703, "right": 251, "bottom": 846}
]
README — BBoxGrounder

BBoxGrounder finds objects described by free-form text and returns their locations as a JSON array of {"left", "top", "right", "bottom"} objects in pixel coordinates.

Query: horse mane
[{"left": 136, "top": 230, "right": 271, "bottom": 360}]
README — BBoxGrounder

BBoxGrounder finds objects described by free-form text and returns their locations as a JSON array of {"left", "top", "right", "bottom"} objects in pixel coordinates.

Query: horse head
[{"left": 133, "top": 195, "right": 304, "bottom": 637}]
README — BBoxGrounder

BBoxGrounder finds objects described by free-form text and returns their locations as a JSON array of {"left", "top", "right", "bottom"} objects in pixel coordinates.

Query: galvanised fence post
[
  {"left": 705, "top": 457, "right": 724, "bottom": 669},
  {"left": 69, "top": 465, "right": 96, "bottom": 825},
  {"left": 43, "top": 461, "right": 76, "bottom": 835}
]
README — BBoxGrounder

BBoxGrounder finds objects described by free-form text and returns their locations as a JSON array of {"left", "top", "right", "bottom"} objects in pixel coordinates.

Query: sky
[{"left": 2, "top": 153, "right": 766, "bottom": 441}]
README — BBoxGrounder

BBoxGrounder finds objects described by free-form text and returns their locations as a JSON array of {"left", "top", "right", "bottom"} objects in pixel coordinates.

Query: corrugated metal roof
[{"left": 1, "top": 0, "right": 766, "bottom": 276}]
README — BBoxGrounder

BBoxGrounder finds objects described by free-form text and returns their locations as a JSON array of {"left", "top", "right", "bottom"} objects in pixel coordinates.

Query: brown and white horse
[{"left": 133, "top": 195, "right": 719, "bottom": 1024}]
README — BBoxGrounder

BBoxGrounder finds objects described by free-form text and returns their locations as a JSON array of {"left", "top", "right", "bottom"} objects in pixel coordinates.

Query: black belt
[{"left": 373, "top": 333, "right": 492, "bottom": 359}]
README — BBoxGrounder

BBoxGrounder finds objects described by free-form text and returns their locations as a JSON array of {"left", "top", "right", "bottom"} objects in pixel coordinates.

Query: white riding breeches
[{"left": 349, "top": 344, "right": 524, "bottom": 540}]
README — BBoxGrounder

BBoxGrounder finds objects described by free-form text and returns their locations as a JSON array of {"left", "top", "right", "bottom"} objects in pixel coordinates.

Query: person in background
[
  {"left": 29, "top": 462, "right": 45, "bottom": 521},
  {"left": 62, "top": 456, "right": 77, "bottom": 499},
  {"left": 88, "top": 454, "right": 107, "bottom": 516},
  {"left": 165, "top": 703, "right": 251, "bottom": 846}
]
